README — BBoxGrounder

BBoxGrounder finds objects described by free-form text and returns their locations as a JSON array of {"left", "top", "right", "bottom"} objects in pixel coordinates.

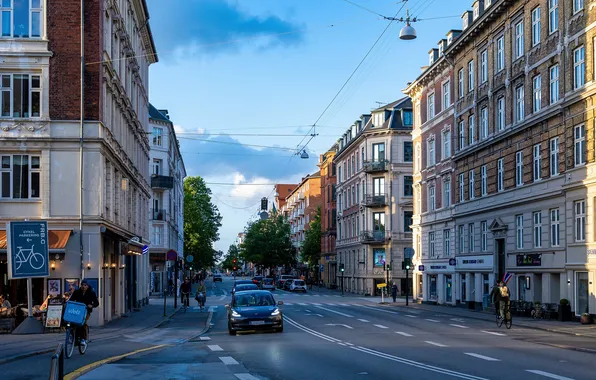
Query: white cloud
[
  {"left": 174, "top": 124, "right": 185, "bottom": 133},
  {"left": 196, "top": 128, "right": 206, "bottom": 135}
]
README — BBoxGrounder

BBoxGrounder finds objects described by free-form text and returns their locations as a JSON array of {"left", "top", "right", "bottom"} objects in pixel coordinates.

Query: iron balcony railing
[
  {"left": 151, "top": 175, "right": 174, "bottom": 189},
  {"left": 362, "top": 194, "right": 388, "bottom": 207},
  {"left": 363, "top": 160, "right": 389, "bottom": 173},
  {"left": 151, "top": 208, "right": 167, "bottom": 221},
  {"left": 361, "top": 230, "right": 388, "bottom": 243}
]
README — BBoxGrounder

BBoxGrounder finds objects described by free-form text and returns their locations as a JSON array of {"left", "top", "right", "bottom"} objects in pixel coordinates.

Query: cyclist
[
  {"left": 180, "top": 278, "right": 192, "bottom": 309},
  {"left": 498, "top": 280, "right": 510, "bottom": 321},
  {"left": 68, "top": 280, "right": 99, "bottom": 346},
  {"left": 489, "top": 281, "right": 501, "bottom": 318},
  {"left": 195, "top": 280, "right": 207, "bottom": 311}
]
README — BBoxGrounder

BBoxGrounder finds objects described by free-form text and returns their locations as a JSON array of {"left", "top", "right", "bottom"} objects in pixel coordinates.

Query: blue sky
[{"left": 146, "top": 0, "right": 472, "bottom": 253}]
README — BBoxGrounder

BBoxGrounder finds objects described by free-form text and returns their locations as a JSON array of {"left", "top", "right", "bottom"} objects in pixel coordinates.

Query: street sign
[
  {"left": 320, "top": 264, "right": 324, "bottom": 272},
  {"left": 166, "top": 250, "right": 178, "bottom": 261},
  {"left": 142, "top": 245, "right": 149, "bottom": 255},
  {"left": 7, "top": 221, "right": 50, "bottom": 279},
  {"left": 404, "top": 247, "right": 414, "bottom": 259},
  {"left": 418, "top": 265, "right": 425, "bottom": 271},
  {"left": 186, "top": 255, "right": 194, "bottom": 263},
  {"left": 377, "top": 283, "right": 387, "bottom": 288}
]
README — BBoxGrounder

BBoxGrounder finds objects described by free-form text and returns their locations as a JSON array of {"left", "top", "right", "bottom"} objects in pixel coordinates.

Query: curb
[{"left": 186, "top": 308, "right": 215, "bottom": 342}]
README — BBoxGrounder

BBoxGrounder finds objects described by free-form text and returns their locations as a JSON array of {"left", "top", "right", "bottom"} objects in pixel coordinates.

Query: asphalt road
[{"left": 76, "top": 276, "right": 595, "bottom": 380}]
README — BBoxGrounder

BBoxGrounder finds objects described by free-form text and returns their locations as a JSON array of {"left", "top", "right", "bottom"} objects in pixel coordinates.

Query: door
[
  {"left": 518, "top": 276, "right": 526, "bottom": 301},
  {"left": 576, "top": 272, "right": 589, "bottom": 315},
  {"left": 446, "top": 275, "right": 452, "bottom": 302},
  {"left": 496, "top": 239, "right": 505, "bottom": 281}
]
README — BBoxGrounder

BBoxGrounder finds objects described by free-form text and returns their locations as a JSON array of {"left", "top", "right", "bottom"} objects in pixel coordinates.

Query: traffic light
[
  {"left": 233, "top": 266, "right": 237, "bottom": 271},
  {"left": 261, "top": 197, "right": 268, "bottom": 211},
  {"left": 402, "top": 258, "right": 412, "bottom": 270},
  {"left": 387, "top": 264, "right": 391, "bottom": 270},
  {"left": 233, "top": 258, "right": 236, "bottom": 264},
  {"left": 339, "top": 263, "right": 345, "bottom": 272}
]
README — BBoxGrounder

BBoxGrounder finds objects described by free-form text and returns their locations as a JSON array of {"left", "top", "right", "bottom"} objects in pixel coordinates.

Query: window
[
  {"left": 152, "top": 225, "right": 163, "bottom": 246},
  {"left": 373, "top": 177, "right": 385, "bottom": 196},
  {"left": 550, "top": 137, "right": 559, "bottom": 176},
  {"left": 458, "top": 69, "right": 464, "bottom": 98},
  {"left": 429, "top": 232, "right": 435, "bottom": 257},
  {"left": 442, "top": 129, "right": 451, "bottom": 159},
  {"left": 469, "top": 170, "right": 475, "bottom": 200},
  {"left": 532, "top": 7, "right": 541, "bottom": 46},
  {"left": 533, "top": 75, "right": 541, "bottom": 112},
  {"left": 574, "top": 124, "right": 586, "bottom": 166},
  {"left": 516, "top": 151, "right": 524, "bottom": 186},
  {"left": 152, "top": 159, "right": 162, "bottom": 175},
  {"left": 404, "top": 176, "right": 413, "bottom": 196},
  {"left": 442, "top": 81, "right": 451, "bottom": 109},
  {"left": 496, "top": 36, "right": 505, "bottom": 72},
  {"left": 516, "top": 215, "right": 524, "bottom": 249},
  {"left": 468, "top": 60, "right": 474, "bottom": 91},
  {"left": 550, "top": 208, "right": 560, "bottom": 246},
  {"left": 444, "top": 229, "right": 450, "bottom": 257},
  {"left": 497, "top": 158, "right": 504, "bottom": 192},
  {"left": 481, "top": 221, "right": 488, "bottom": 251},
  {"left": 549, "top": 0, "right": 558, "bottom": 34},
  {"left": 533, "top": 211, "right": 542, "bottom": 248},
  {"left": 372, "top": 143, "right": 385, "bottom": 161},
  {"left": 458, "top": 225, "right": 465, "bottom": 253},
  {"left": 428, "top": 93, "right": 435, "bottom": 119},
  {"left": 480, "top": 50, "right": 488, "bottom": 83},
  {"left": 458, "top": 121, "right": 465, "bottom": 150},
  {"left": 468, "top": 115, "right": 475, "bottom": 145},
  {"left": 0, "top": 154, "right": 40, "bottom": 199},
  {"left": 427, "top": 139, "right": 436, "bottom": 166},
  {"left": 459, "top": 173, "right": 465, "bottom": 202},
  {"left": 480, "top": 107, "right": 488, "bottom": 140},
  {"left": 515, "top": 21, "right": 524, "bottom": 59},
  {"left": 403, "top": 110, "right": 413, "bottom": 126},
  {"left": 573, "top": 0, "right": 584, "bottom": 13},
  {"left": 428, "top": 185, "right": 435, "bottom": 211},
  {"left": 0, "top": 0, "right": 42, "bottom": 38},
  {"left": 533, "top": 144, "right": 541, "bottom": 181},
  {"left": 481, "top": 165, "right": 487, "bottom": 196},
  {"left": 468, "top": 223, "right": 475, "bottom": 252},
  {"left": 404, "top": 211, "right": 413, "bottom": 232},
  {"left": 575, "top": 200, "right": 586, "bottom": 242},
  {"left": 550, "top": 65, "right": 559, "bottom": 104},
  {"left": 152, "top": 127, "right": 163, "bottom": 146},
  {"left": 515, "top": 85, "right": 525, "bottom": 122},
  {"left": 496, "top": 97, "right": 505, "bottom": 131},
  {"left": 0, "top": 74, "right": 41, "bottom": 118},
  {"left": 443, "top": 178, "right": 451, "bottom": 207},
  {"left": 574, "top": 46, "right": 585, "bottom": 89},
  {"left": 404, "top": 142, "right": 413, "bottom": 162}
]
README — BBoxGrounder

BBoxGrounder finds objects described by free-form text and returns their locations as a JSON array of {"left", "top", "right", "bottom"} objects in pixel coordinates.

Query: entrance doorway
[
  {"left": 496, "top": 239, "right": 505, "bottom": 281},
  {"left": 446, "top": 275, "right": 452, "bottom": 303}
]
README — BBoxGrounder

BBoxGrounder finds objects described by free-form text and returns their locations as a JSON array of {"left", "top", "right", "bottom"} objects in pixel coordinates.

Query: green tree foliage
[
  {"left": 183, "top": 176, "right": 222, "bottom": 269},
  {"left": 302, "top": 207, "right": 322, "bottom": 271},
  {"left": 222, "top": 244, "right": 241, "bottom": 270},
  {"left": 241, "top": 214, "right": 296, "bottom": 270}
]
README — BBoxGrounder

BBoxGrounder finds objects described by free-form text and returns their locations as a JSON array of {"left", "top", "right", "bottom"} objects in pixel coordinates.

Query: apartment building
[
  {"left": 319, "top": 145, "right": 338, "bottom": 287},
  {"left": 274, "top": 184, "right": 297, "bottom": 211},
  {"left": 0, "top": 0, "right": 158, "bottom": 325},
  {"left": 147, "top": 105, "right": 186, "bottom": 295},
  {"left": 334, "top": 99, "right": 414, "bottom": 295}
]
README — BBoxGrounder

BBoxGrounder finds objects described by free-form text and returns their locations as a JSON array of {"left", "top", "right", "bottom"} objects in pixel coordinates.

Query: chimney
[
  {"left": 420, "top": 65, "right": 429, "bottom": 72},
  {"left": 158, "top": 109, "right": 170, "bottom": 119}
]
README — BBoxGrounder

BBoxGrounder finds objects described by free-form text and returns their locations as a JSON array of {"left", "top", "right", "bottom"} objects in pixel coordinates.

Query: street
[{"left": 74, "top": 276, "right": 594, "bottom": 380}]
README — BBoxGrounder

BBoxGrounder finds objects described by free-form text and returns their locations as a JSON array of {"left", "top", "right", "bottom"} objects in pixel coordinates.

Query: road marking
[
  {"left": 481, "top": 331, "right": 506, "bottom": 336},
  {"left": 199, "top": 336, "right": 211, "bottom": 341},
  {"left": 425, "top": 341, "right": 448, "bottom": 347},
  {"left": 298, "top": 303, "right": 308, "bottom": 306},
  {"left": 222, "top": 289, "right": 228, "bottom": 296},
  {"left": 345, "top": 342, "right": 354, "bottom": 346},
  {"left": 325, "top": 323, "right": 354, "bottom": 329},
  {"left": 208, "top": 345, "right": 223, "bottom": 352},
  {"left": 450, "top": 318, "right": 465, "bottom": 322},
  {"left": 396, "top": 332, "right": 413, "bottom": 337},
  {"left": 339, "top": 303, "right": 350, "bottom": 306},
  {"left": 208, "top": 306, "right": 218, "bottom": 312},
  {"left": 525, "top": 370, "right": 575, "bottom": 380},
  {"left": 305, "top": 309, "right": 311, "bottom": 312},
  {"left": 312, "top": 303, "right": 322, "bottom": 306},
  {"left": 357, "top": 305, "right": 399, "bottom": 315},
  {"left": 219, "top": 295, "right": 226, "bottom": 300},
  {"left": 405, "top": 315, "right": 416, "bottom": 318},
  {"left": 338, "top": 342, "right": 347, "bottom": 346},
  {"left": 284, "top": 316, "right": 343, "bottom": 343},
  {"left": 374, "top": 324, "right": 389, "bottom": 329},
  {"left": 323, "top": 295, "right": 331, "bottom": 297},
  {"left": 358, "top": 319, "right": 370, "bottom": 323},
  {"left": 235, "top": 374, "right": 260, "bottom": 380},
  {"left": 425, "top": 319, "right": 440, "bottom": 323},
  {"left": 313, "top": 294, "right": 321, "bottom": 297},
  {"left": 450, "top": 324, "right": 469, "bottom": 329},
  {"left": 464, "top": 353, "right": 500, "bottom": 361},
  {"left": 334, "top": 295, "right": 342, "bottom": 297},
  {"left": 326, "top": 303, "right": 337, "bottom": 306},
  {"left": 219, "top": 356, "right": 240, "bottom": 365},
  {"left": 316, "top": 305, "right": 354, "bottom": 317},
  {"left": 284, "top": 302, "right": 293, "bottom": 306}
]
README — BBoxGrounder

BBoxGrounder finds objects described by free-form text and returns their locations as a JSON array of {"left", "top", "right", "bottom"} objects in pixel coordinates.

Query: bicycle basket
[{"left": 63, "top": 301, "right": 87, "bottom": 326}]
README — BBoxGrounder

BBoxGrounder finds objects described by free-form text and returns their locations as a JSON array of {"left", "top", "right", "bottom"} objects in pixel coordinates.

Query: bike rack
[{"left": 48, "top": 343, "right": 64, "bottom": 380}]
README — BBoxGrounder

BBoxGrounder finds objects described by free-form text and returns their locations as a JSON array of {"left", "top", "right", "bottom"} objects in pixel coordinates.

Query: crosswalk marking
[
  {"left": 208, "top": 345, "right": 223, "bottom": 351},
  {"left": 464, "top": 353, "right": 500, "bottom": 361},
  {"left": 374, "top": 324, "right": 389, "bottom": 329},
  {"left": 425, "top": 341, "right": 448, "bottom": 347},
  {"left": 396, "top": 332, "right": 413, "bottom": 337},
  {"left": 219, "top": 356, "right": 240, "bottom": 365}
]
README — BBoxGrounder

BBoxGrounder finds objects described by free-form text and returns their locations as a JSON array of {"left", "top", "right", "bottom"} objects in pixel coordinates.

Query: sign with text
[
  {"left": 7, "top": 221, "right": 49, "bottom": 279},
  {"left": 456, "top": 255, "right": 493, "bottom": 270},
  {"left": 516, "top": 254, "right": 542, "bottom": 267},
  {"left": 45, "top": 305, "right": 63, "bottom": 328}
]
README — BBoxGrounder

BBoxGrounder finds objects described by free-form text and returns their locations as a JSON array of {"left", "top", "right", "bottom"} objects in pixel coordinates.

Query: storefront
[
  {"left": 455, "top": 254, "right": 494, "bottom": 308},
  {"left": 420, "top": 259, "right": 456, "bottom": 305},
  {"left": 507, "top": 251, "right": 566, "bottom": 305}
]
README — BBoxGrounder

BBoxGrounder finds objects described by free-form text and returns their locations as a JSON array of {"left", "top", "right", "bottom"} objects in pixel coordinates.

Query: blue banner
[{"left": 7, "top": 221, "right": 50, "bottom": 279}]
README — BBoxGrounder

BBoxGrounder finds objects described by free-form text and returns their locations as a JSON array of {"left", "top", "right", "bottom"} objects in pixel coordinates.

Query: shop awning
[
  {"left": 0, "top": 229, "right": 73, "bottom": 260},
  {"left": 120, "top": 240, "right": 144, "bottom": 256}
]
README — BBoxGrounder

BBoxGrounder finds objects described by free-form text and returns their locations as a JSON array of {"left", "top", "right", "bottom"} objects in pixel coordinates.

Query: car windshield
[
  {"left": 236, "top": 285, "right": 258, "bottom": 291},
  {"left": 235, "top": 280, "right": 252, "bottom": 285},
  {"left": 234, "top": 293, "right": 275, "bottom": 307},
  {"left": 294, "top": 281, "right": 305, "bottom": 286},
  {"left": 263, "top": 279, "right": 273, "bottom": 284}
]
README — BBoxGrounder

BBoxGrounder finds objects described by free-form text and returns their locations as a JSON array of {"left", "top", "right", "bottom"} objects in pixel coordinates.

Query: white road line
[
  {"left": 374, "top": 324, "right": 389, "bottom": 329},
  {"left": 358, "top": 319, "right": 370, "bottom": 323},
  {"left": 284, "top": 303, "right": 294, "bottom": 306},
  {"left": 481, "top": 331, "right": 506, "bottom": 336},
  {"left": 222, "top": 289, "right": 228, "bottom": 296},
  {"left": 425, "top": 319, "right": 440, "bottom": 323},
  {"left": 199, "top": 336, "right": 211, "bottom": 341},
  {"left": 464, "top": 353, "right": 500, "bottom": 361},
  {"left": 339, "top": 303, "right": 350, "bottom": 306},
  {"left": 208, "top": 306, "right": 218, "bottom": 312},
  {"left": 316, "top": 305, "right": 354, "bottom": 317},
  {"left": 405, "top": 315, "right": 416, "bottom": 318},
  {"left": 305, "top": 309, "right": 311, "bottom": 313},
  {"left": 323, "top": 295, "right": 331, "bottom": 297},
  {"left": 312, "top": 303, "right": 322, "bottom": 306},
  {"left": 235, "top": 374, "right": 260, "bottom": 380},
  {"left": 219, "top": 356, "right": 240, "bottom": 365},
  {"left": 298, "top": 303, "right": 308, "bottom": 306},
  {"left": 396, "top": 332, "right": 413, "bottom": 337},
  {"left": 345, "top": 342, "right": 354, "bottom": 346},
  {"left": 313, "top": 294, "right": 321, "bottom": 297},
  {"left": 219, "top": 295, "right": 226, "bottom": 300},
  {"left": 326, "top": 303, "right": 337, "bottom": 306},
  {"left": 208, "top": 345, "right": 223, "bottom": 352},
  {"left": 425, "top": 341, "right": 448, "bottom": 347},
  {"left": 525, "top": 370, "right": 575, "bottom": 380},
  {"left": 450, "top": 318, "right": 465, "bottom": 322},
  {"left": 356, "top": 305, "right": 400, "bottom": 315},
  {"left": 338, "top": 342, "right": 347, "bottom": 346},
  {"left": 334, "top": 295, "right": 342, "bottom": 297},
  {"left": 450, "top": 324, "right": 469, "bottom": 329}
]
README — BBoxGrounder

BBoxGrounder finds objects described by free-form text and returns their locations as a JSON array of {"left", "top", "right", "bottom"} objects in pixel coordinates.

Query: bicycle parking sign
[{"left": 6, "top": 221, "right": 50, "bottom": 279}]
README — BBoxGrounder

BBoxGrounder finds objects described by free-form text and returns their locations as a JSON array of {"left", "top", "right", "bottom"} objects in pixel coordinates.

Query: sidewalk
[{"left": 0, "top": 298, "right": 180, "bottom": 365}]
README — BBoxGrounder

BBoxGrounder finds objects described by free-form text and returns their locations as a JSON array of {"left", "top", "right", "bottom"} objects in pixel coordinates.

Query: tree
[
  {"left": 183, "top": 176, "right": 222, "bottom": 269},
  {"left": 302, "top": 207, "right": 322, "bottom": 273},
  {"left": 241, "top": 214, "right": 296, "bottom": 271},
  {"left": 222, "top": 244, "right": 241, "bottom": 271}
]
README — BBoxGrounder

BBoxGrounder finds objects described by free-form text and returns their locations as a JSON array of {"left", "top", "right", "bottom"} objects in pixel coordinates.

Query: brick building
[{"left": 318, "top": 144, "right": 338, "bottom": 287}]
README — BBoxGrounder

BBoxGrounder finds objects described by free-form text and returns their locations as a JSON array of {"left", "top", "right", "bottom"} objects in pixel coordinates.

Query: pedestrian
[
  {"left": 498, "top": 281, "right": 510, "bottom": 320},
  {"left": 489, "top": 281, "right": 501, "bottom": 317},
  {"left": 0, "top": 294, "right": 11, "bottom": 312},
  {"left": 391, "top": 282, "right": 398, "bottom": 302}
]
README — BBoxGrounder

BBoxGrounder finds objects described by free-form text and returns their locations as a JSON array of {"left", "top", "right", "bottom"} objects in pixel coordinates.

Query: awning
[
  {"left": 0, "top": 229, "right": 73, "bottom": 260},
  {"left": 120, "top": 240, "right": 144, "bottom": 256}
]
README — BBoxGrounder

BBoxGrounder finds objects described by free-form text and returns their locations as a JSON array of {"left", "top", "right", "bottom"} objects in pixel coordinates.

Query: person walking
[{"left": 391, "top": 282, "right": 398, "bottom": 302}]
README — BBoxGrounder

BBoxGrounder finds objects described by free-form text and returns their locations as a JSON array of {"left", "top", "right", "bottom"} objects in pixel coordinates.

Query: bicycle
[
  {"left": 181, "top": 292, "right": 190, "bottom": 312},
  {"left": 64, "top": 318, "right": 89, "bottom": 358},
  {"left": 15, "top": 245, "right": 45, "bottom": 270},
  {"left": 196, "top": 292, "right": 206, "bottom": 312},
  {"left": 496, "top": 302, "right": 512, "bottom": 329}
]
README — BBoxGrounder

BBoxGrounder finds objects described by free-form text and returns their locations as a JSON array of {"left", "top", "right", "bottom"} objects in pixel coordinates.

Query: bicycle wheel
[
  {"left": 79, "top": 325, "right": 89, "bottom": 354},
  {"left": 65, "top": 327, "right": 75, "bottom": 358}
]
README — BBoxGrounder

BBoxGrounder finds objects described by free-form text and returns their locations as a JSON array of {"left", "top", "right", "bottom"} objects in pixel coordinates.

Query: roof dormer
[
  {"left": 438, "top": 39, "right": 448, "bottom": 56},
  {"left": 446, "top": 29, "right": 462, "bottom": 45},
  {"left": 485, "top": 0, "right": 492, "bottom": 8},
  {"left": 428, "top": 48, "right": 439, "bottom": 65},
  {"left": 472, "top": 0, "right": 484, "bottom": 20},
  {"left": 461, "top": 10, "right": 473, "bottom": 30}
]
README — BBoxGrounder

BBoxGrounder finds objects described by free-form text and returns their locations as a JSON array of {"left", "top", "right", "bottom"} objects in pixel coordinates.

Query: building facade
[
  {"left": 319, "top": 145, "right": 338, "bottom": 287},
  {"left": 335, "top": 99, "right": 414, "bottom": 295},
  {"left": 0, "top": 0, "right": 157, "bottom": 326},
  {"left": 274, "top": 184, "right": 297, "bottom": 211},
  {"left": 148, "top": 105, "right": 186, "bottom": 296}
]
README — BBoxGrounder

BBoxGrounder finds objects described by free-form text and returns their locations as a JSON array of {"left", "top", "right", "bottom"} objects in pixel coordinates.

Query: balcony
[
  {"left": 292, "top": 241, "right": 304, "bottom": 248},
  {"left": 297, "top": 207, "right": 305, "bottom": 216},
  {"left": 151, "top": 208, "right": 167, "bottom": 221},
  {"left": 299, "top": 191, "right": 305, "bottom": 200},
  {"left": 362, "top": 194, "right": 388, "bottom": 207},
  {"left": 151, "top": 175, "right": 174, "bottom": 189},
  {"left": 360, "top": 230, "right": 388, "bottom": 244},
  {"left": 363, "top": 160, "right": 389, "bottom": 173}
]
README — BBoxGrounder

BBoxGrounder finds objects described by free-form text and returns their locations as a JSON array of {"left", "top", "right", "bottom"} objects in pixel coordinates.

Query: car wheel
[
  {"left": 277, "top": 326, "right": 284, "bottom": 333},
  {"left": 229, "top": 328, "right": 236, "bottom": 336}
]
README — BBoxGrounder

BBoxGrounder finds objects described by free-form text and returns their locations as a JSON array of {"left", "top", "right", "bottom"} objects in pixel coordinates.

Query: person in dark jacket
[
  {"left": 391, "top": 282, "right": 398, "bottom": 302},
  {"left": 489, "top": 282, "right": 501, "bottom": 317},
  {"left": 68, "top": 279, "right": 99, "bottom": 344}
]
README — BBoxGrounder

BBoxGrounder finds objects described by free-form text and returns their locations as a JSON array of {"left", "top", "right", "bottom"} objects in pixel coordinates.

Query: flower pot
[
  {"left": 558, "top": 304, "right": 572, "bottom": 321},
  {"left": 580, "top": 314, "right": 592, "bottom": 325}
]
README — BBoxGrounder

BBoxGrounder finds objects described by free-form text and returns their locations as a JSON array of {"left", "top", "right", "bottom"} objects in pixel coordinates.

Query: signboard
[
  {"left": 376, "top": 283, "right": 387, "bottom": 288},
  {"left": 404, "top": 248, "right": 414, "bottom": 259},
  {"left": 516, "top": 254, "right": 541, "bottom": 267},
  {"left": 320, "top": 264, "right": 324, "bottom": 273},
  {"left": 7, "top": 221, "right": 50, "bottom": 279},
  {"left": 449, "top": 258, "right": 456, "bottom": 266},
  {"left": 142, "top": 245, "right": 149, "bottom": 255},
  {"left": 166, "top": 250, "right": 177, "bottom": 261},
  {"left": 186, "top": 255, "right": 194, "bottom": 263},
  {"left": 45, "top": 305, "right": 63, "bottom": 328},
  {"left": 456, "top": 255, "right": 493, "bottom": 270},
  {"left": 418, "top": 265, "right": 425, "bottom": 271}
]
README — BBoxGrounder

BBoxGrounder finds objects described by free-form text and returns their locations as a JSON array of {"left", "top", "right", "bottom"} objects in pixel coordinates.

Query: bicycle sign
[{"left": 6, "top": 221, "right": 50, "bottom": 279}]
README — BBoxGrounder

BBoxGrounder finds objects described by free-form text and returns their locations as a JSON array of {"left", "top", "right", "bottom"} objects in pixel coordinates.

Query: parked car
[
  {"left": 252, "top": 276, "right": 264, "bottom": 286},
  {"left": 289, "top": 279, "right": 307, "bottom": 293},
  {"left": 233, "top": 284, "right": 259, "bottom": 294},
  {"left": 213, "top": 274, "right": 223, "bottom": 282},
  {"left": 260, "top": 278, "right": 275, "bottom": 291},
  {"left": 283, "top": 279, "right": 294, "bottom": 291},
  {"left": 226, "top": 290, "right": 284, "bottom": 335}
]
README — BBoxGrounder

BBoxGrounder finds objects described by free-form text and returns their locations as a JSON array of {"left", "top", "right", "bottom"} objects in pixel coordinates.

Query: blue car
[{"left": 226, "top": 290, "right": 284, "bottom": 335}]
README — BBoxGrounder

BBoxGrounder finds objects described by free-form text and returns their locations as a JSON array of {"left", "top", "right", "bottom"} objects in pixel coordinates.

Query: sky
[{"left": 145, "top": 0, "right": 472, "bottom": 254}]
